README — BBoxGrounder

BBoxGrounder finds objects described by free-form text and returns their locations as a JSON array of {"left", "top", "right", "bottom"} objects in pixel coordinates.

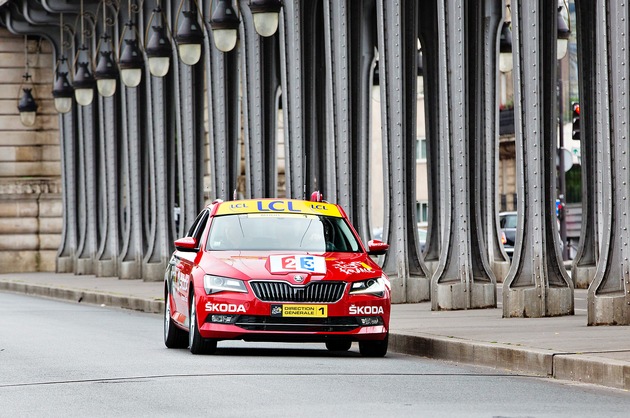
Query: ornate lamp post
[
  {"left": 210, "top": 0, "right": 240, "bottom": 52},
  {"left": 145, "top": 4, "right": 172, "bottom": 76},
  {"left": 249, "top": 0, "right": 282, "bottom": 37},
  {"left": 175, "top": 0, "right": 204, "bottom": 65}
]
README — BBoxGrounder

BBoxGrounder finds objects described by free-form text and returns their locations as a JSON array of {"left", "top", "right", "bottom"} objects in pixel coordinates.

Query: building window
[
  {"left": 416, "top": 137, "right": 427, "bottom": 162},
  {"left": 416, "top": 201, "right": 429, "bottom": 223}
]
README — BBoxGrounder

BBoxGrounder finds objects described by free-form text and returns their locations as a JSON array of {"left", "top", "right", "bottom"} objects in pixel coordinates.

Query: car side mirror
[
  {"left": 174, "top": 237, "right": 199, "bottom": 252},
  {"left": 367, "top": 239, "right": 389, "bottom": 256}
]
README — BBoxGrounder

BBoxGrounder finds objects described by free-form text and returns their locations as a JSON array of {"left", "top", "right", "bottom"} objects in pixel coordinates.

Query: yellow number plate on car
[{"left": 271, "top": 304, "right": 328, "bottom": 318}]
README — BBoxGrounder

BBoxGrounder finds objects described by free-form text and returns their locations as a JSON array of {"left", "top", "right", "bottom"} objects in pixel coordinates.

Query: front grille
[
  {"left": 235, "top": 315, "right": 360, "bottom": 332},
  {"left": 250, "top": 281, "right": 346, "bottom": 303}
]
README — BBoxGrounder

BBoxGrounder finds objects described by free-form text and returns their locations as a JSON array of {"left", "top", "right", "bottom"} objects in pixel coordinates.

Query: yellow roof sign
[{"left": 215, "top": 199, "right": 342, "bottom": 217}]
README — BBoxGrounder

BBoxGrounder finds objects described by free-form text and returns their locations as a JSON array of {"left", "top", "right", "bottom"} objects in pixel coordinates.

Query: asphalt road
[{"left": 1, "top": 292, "right": 628, "bottom": 418}]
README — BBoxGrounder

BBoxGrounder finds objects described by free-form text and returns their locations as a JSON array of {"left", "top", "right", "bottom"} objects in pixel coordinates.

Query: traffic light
[{"left": 572, "top": 102, "right": 580, "bottom": 140}]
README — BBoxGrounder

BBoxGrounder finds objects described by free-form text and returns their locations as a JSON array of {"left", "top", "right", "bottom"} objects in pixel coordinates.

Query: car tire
[
  {"left": 325, "top": 341, "right": 352, "bottom": 352},
  {"left": 189, "top": 291, "right": 217, "bottom": 355},
  {"left": 358, "top": 333, "right": 388, "bottom": 357},
  {"left": 164, "top": 285, "right": 188, "bottom": 348}
]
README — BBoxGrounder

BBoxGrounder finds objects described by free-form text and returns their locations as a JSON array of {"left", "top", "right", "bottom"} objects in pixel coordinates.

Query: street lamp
[
  {"left": 17, "top": 36, "right": 37, "bottom": 126},
  {"left": 94, "top": 37, "right": 118, "bottom": 97},
  {"left": 175, "top": 0, "right": 204, "bottom": 65},
  {"left": 53, "top": 14, "right": 74, "bottom": 113},
  {"left": 145, "top": 5, "right": 172, "bottom": 76},
  {"left": 74, "top": 59, "right": 96, "bottom": 106},
  {"left": 210, "top": 0, "right": 240, "bottom": 52},
  {"left": 94, "top": 3, "right": 118, "bottom": 96},
  {"left": 52, "top": 69, "right": 74, "bottom": 113},
  {"left": 74, "top": 0, "right": 95, "bottom": 105},
  {"left": 18, "top": 82, "right": 38, "bottom": 127},
  {"left": 118, "top": 21, "right": 144, "bottom": 87},
  {"left": 249, "top": 0, "right": 282, "bottom": 37}
]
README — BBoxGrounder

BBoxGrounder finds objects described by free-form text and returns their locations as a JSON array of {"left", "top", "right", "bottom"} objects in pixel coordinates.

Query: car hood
[{"left": 199, "top": 251, "right": 383, "bottom": 284}]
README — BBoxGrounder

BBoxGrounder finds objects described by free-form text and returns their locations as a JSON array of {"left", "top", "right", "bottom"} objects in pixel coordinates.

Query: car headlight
[
  {"left": 204, "top": 275, "right": 248, "bottom": 295},
  {"left": 350, "top": 277, "right": 386, "bottom": 297}
]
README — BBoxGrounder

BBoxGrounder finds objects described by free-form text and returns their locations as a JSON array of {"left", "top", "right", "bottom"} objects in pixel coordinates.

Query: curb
[
  {"left": 2, "top": 282, "right": 628, "bottom": 391},
  {"left": 0, "top": 281, "right": 163, "bottom": 315},
  {"left": 389, "top": 333, "right": 553, "bottom": 376},
  {"left": 553, "top": 353, "right": 630, "bottom": 390},
  {"left": 389, "top": 333, "right": 630, "bottom": 391}
]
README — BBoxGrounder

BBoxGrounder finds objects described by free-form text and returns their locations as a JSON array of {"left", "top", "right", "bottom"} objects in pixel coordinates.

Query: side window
[
  {"left": 192, "top": 211, "right": 209, "bottom": 243},
  {"left": 186, "top": 210, "right": 209, "bottom": 242}
]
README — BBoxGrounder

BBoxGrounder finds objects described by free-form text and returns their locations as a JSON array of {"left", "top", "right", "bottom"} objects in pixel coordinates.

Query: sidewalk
[{"left": 1, "top": 272, "right": 628, "bottom": 391}]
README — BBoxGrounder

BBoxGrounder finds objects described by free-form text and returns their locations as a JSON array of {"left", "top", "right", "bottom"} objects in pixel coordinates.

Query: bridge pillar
[
  {"left": 56, "top": 111, "right": 78, "bottom": 273},
  {"left": 587, "top": 0, "right": 630, "bottom": 326},
  {"left": 239, "top": 3, "right": 280, "bottom": 199},
  {"left": 279, "top": 0, "right": 306, "bottom": 199},
  {"left": 94, "top": 91, "right": 120, "bottom": 278},
  {"left": 74, "top": 104, "right": 99, "bottom": 276},
  {"left": 570, "top": 0, "right": 599, "bottom": 289},
  {"left": 376, "top": 0, "right": 430, "bottom": 303},
  {"left": 478, "top": 1, "right": 511, "bottom": 284},
  {"left": 418, "top": 0, "right": 441, "bottom": 278},
  {"left": 502, "top": 0, "right": 573, "bottom": 318},
  {"left": 118, "top": 87, "right": 144, "bottom": 280},
  {"left": 323, "top": 0, "right": 374, "bottom": 240},
  {"left": 431, "top": 0, "right": 497, "bottom": 311}
]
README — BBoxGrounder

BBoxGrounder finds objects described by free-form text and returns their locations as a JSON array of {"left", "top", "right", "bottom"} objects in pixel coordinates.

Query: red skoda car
[{"left": 163, "top": 195, "right": 391, "bottom": 356}]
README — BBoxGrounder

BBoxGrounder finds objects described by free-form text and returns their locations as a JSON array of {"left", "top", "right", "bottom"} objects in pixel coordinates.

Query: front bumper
[{"left": 195, "top": 291, "right": 390, "bottom": 342}]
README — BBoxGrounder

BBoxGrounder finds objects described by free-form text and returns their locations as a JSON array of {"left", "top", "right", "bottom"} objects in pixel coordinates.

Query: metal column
[
  {"left": 376, "top": 0, "right": 430, "bottom": 303},
  {"left": 279, "top": 0, "right": 305, "bottom": 198},
  {"left": 588, "top": 0, "right": 630, "bottom": 326},
  {"left": 503, "top": 0, "right": 573, "bottom": 318},
  {"left": 571, "top": 0, "right": 600, "bottom": 289},
  {"left": 480, "top": 0, "right": 510, "bottom": 283},
  {"left": 239, "top": 3, "right": 279, "bottom": 199},
  {"left": 205, "top": 7, "right": 240, "bottom": 203},
  {"left": 431, "top": 0, "right": 496, "bottom": 310},
  {"left": 418, "top": 0, "right": 442, "bottom": 274}
]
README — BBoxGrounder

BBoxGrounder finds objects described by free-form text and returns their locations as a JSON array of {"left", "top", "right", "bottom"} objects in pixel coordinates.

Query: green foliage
[{"left": 565, "top": 165, "right": 582, "bottom": 203}]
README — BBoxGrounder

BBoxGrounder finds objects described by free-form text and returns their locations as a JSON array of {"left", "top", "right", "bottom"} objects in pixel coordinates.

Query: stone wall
[{"left": 0, "top": 28, "right": 62, "bottom": 272}]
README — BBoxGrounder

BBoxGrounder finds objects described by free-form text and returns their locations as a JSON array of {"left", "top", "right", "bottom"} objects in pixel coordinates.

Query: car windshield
[{"left": 206, "top": 213, "right": 362, "bottom": 252}]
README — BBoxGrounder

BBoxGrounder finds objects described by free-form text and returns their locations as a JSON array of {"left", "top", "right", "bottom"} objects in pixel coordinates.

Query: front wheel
[
  {"left": 189, "top": 292, "right": 217, "bottom": 355},
  {"left": 164, "top": 285, "right": 188, "bottom": 348},
  {"left": 359, "top": 333, "right": 388, "bottom": 357}
]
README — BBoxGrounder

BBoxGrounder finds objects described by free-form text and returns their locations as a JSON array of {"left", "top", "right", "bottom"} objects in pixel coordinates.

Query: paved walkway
[{"left": 1, "top": 272, "right": 628, "bottom": 391}]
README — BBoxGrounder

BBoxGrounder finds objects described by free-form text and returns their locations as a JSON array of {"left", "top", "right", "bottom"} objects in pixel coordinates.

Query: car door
[{"left": 172, "top": 210, "right": 209, "bottom": 327}]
